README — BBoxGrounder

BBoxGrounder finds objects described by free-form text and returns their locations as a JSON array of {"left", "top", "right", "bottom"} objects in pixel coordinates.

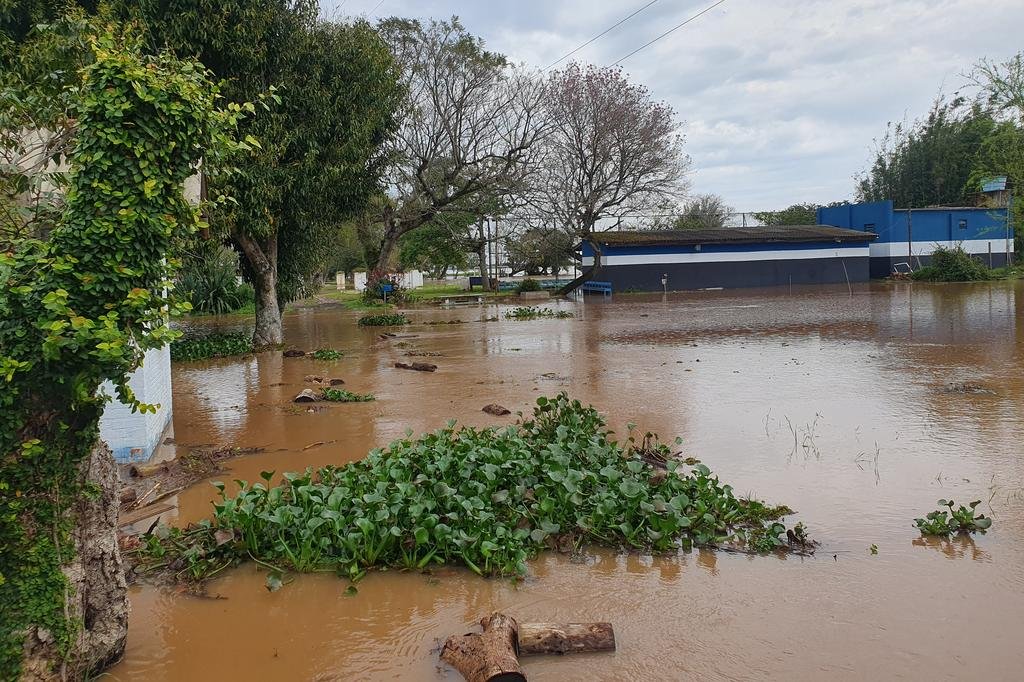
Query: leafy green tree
[
  {"left": 505, "top": 226, "right": 572, "bottom": 276},
  {"left": 398, "top": 221, "right": 470, "bottom": 279},
  {"left": 856, "top": 96, "right": 996, "bottom": 208},
  {"left": 1, "top": 24, "right": 238, "bottom": 677},
  {"left": 753, "top": 203, "right": 818, "bottom": 226},
  {"left": 129, "top": 1, "right": 402, "bottom": 346}
]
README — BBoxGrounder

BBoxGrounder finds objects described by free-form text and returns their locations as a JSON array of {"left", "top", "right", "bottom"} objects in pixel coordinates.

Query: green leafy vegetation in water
[
  {"left": 910, "top": 245, "right": 992, "bottom": 282},
  {"left": 358, "top": 313, "right": 410, "bottom": 326},
  {"left": 310, "top": 348, "right": 344, "bottom": 361},
  {"left": 170, "top": 333, "right": 254, "bottom": 362},
  {"left": 504, "top": 306, "right": 574, "bottom": 320},
  {"left": 134, "top": 394, "right": 801, "bottom": 583},
  {"left": 515, "top": 278, "right": 542, "bottom": 293},
  {"left": 321, "top": 388, "right": 375, "bottom": 402},
  {"left": 361, "top": 274, "right": 407, "bottom": 304},
  {"left": 914, "top": 499, "right": 992, "bottom": 535}
]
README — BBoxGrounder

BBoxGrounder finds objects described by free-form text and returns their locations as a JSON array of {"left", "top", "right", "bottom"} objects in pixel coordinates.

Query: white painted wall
[{"left": 98, "top": 344, "right": 173, "bottom": 463}]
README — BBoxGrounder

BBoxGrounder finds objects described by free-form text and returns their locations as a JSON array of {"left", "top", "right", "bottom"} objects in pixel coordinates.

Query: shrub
[
  {"left": 170, "top": 333, "right": 253, "bottom": 362},
  {"left": 910, "top": 245, "right": 991, "bottom": 282},
  {"left": 321, "top": 387, "right": 375, "bottom": 402},
  {"left": 358, "top": 313, "right": 409, "bottom": 326},
  {"left": 361, "top": 273, "right": 407, "bottom": 304},
  {"left": 177, "top": 244, "right": 254, "bottom": 314},
  {"left": 515, "top": 278, "right": 542, "bottom": 293},
  {"left": 135, "top": 394, "right": 802, "bottom": 583},
  {"left": 914, "top": 499, "right": 992, "bottom": 535}
]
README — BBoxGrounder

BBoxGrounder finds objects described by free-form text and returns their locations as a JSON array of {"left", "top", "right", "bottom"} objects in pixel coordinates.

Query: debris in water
[
  {"left": 482, "top": 404, "right": 511, "bottom": 416},
  {"left": 943, "top": 381, "right": 996, "bottom": 395},
  {"left": 293, "top": 389, "right": 321, "bottom": 403},
  {"left": 395, "top": 361, "right": 437, "bottom": 372},
  {"left": 283, "top": 349, "right": 306, "bottom": 357}
]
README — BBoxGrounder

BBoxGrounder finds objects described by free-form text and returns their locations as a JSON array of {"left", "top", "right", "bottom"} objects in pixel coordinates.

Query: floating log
[
  {"left": 517, "top": 622, "right": 616, "bottom": 656},
  {"left": 293, "top": 388, "right": 320, "bottom": 403},
  {"left": 441, "top": 613, "right": 525, "bottom": 682},
  {"left": 441, "top": 613, "right": 616, "bottom": 682}
]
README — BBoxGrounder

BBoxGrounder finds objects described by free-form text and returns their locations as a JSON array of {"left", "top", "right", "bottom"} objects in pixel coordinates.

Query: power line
[
  {"left": 611, "top": 0, "right": 727, "bottom": 66},
  {"left": 544, "top": 0, "right": 663, "bottom": 71}
]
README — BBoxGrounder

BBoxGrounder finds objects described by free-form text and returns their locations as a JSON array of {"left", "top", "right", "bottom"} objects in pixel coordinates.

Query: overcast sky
[{"left": 325, "top": 0, "right": 1024, "bottom": 212}]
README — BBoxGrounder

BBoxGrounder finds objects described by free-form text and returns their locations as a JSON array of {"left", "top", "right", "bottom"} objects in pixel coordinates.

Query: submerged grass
[
  {"left": 170, "top": 332, "right": 253, "bottom": 362},
  {"left": 504, "top": 306, "right": 573, "bottom": 320},
  {"left": 358, "top": 313, "right": 410, "bottom": 326},
  {"left": 135, "top": 394, "right": 801, "bottom": 583},
  {"left": 321, "top": 387, "right": 375, "bottom": 403}
]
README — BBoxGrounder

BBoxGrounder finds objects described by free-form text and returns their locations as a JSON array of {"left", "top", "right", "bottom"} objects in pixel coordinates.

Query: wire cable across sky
[
  {"left": 544, "top": 0, "right": 662, "bottom": 70},
  {"left": 611, "top": 0, "right": 727, "bottom": 66}
]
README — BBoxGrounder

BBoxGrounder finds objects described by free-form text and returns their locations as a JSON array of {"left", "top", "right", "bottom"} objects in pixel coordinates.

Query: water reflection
[{"left": 112, "top": 281, "right": 1024, "bottom": 681}]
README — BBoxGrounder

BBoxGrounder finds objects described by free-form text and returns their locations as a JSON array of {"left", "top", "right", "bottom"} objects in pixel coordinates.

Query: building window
[{"left": 958, "top": 219, "right": 967, "bottom": 230}]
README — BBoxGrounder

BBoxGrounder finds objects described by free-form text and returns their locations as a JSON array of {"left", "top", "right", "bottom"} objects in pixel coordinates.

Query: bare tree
[
  {"left": 373, "top": 17, "right": 548, "bottom": 274},
  {"left": 528, "top": 63, "right": 689, "bottom": 293},
  {"left": 675, "top": 193, "right": 733, "bottom": 229}
]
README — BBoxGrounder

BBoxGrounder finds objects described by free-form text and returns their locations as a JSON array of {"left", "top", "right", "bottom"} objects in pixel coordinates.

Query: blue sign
[{"left": 381, "top": 284, "right": 394, "bottom": 293}]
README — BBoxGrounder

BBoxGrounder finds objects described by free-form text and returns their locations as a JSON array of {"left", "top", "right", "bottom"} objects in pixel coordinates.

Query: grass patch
[
  {"left": 134, "top": 394, "right": 801, "bottom": 583},
  {"left": 310, "top": 348, "right": 343, "bottom": 361},
  {"left": 358, "top": 313, "right": 410, "bottom": 326},
  {"left": 170, "top": 332, "right": 253, "bottom": 362},
  {"left": 321, "top": 387, "right": 375, "bottom": 402},
  {"left": 504, "top": 306, "right": 574, "bottom": 320}
]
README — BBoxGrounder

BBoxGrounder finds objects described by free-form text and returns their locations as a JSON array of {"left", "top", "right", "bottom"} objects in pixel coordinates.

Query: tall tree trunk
[
  {"left": 374, "top": 228, "right": 400, "bottom": 276},
  {"left": 476, "top": 221, "right": 491, "bottom": 291},
  {"left": 234, "top": 231, "right": 282, "bottom": 348},
  {"left": 19, "top": 442, "right": 128, "bottom": 681},
  {"left": 557, "top": 237, "right": 600, "bottom": 295}
]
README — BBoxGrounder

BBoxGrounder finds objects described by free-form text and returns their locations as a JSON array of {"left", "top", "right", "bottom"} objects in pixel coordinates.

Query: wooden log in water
[
  {"left": 441, "top": 614, "right": 616, "bottom": 682},
  {"left": 517, "top": 622, "right": 616, "bottom": 656},
  {"left": 441, "top": 613, "right": 525, "bottom": 682}
]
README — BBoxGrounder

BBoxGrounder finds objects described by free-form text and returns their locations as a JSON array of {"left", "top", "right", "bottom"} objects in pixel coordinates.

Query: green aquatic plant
[
  {"left": 170, "top": 332, "right": 254, "bottom": 362},
  {"left": 310, "top": 348, "right": 344, "bottom": 361},
  {"left": 504, "top": 306, "right": 573, "bottom": 320},
  {"left": 914, "top": 499, "right": 992, "bottom": 535},
  {"left": 358, "top": 313, "right": 409, "bottom": 326},
  {"left": 321, "top": 387, "right": 375, "bottom": 403},
  {"left": 135, "top": 395, "right": 802, "bottom": 584}
]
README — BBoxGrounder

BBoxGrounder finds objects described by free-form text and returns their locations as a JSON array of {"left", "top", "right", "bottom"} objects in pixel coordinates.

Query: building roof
[{"left": 589, "top": 225, "right": 876, "bottom": 247}]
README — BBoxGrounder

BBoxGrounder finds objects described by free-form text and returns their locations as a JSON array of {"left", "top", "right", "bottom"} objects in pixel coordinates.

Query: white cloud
[{"left": 326, "top": 0, "right": 1024, "bottom": 210}]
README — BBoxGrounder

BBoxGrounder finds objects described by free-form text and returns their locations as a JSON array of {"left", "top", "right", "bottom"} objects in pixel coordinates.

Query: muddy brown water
[{"left": 109, "top": 282, "right": 1024, "bottom": 681}]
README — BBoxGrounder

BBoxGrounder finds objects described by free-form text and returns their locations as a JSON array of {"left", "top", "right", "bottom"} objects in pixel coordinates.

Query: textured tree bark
[
  {"left": 19, "top": 442, "right": 128, "bottom": 681},
  {"left": 557, "top": 237, "right": 601, "bottom": 295},
  {"left": 234, "top": 230, "right": 283, "bottom": 348},
  {"left": 517, "top": 622, "right": 616, "bottom": 656},
  {"left": 440, "top": 613, "right": 525, "bottom": 682}
]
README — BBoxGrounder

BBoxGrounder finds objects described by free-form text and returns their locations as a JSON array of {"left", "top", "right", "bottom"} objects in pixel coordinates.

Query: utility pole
[{"left": 907, "top": 207, "right": 913, "bottom": 268}]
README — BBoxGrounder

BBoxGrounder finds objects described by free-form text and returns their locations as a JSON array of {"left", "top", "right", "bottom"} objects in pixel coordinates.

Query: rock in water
[
  {"left": 283, "top": 349, "right": 306, "bottom": 357},
  {"left": 482, "top": 404, "right": 511, "bottom": 416}
]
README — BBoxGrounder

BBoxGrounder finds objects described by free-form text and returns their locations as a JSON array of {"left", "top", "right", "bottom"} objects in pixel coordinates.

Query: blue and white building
[
  {"left": 818, "top": 201, "right": 1013, "bottom": 278},
  {"left": 579, "top": 226, "right": 876, "bottom": 292}
]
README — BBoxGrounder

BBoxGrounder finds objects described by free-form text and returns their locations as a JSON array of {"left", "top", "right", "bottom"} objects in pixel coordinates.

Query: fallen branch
[{"left": 441, "top": 613, "right": 615, "bottom": 682}]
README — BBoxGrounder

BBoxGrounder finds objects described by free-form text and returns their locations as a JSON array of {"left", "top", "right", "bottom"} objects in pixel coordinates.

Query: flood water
[{"left": 109, "top": 281, "right": 1024, "bottom": 681}]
